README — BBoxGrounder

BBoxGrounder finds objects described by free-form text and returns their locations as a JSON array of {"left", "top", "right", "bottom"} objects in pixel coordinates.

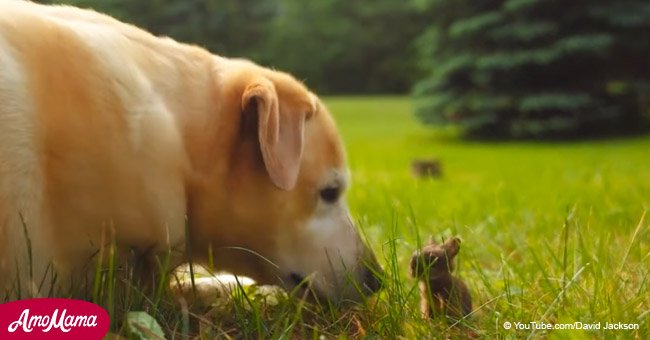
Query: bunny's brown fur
[{"left": 410, "top": 237, "right": 472, "bottom": 319}]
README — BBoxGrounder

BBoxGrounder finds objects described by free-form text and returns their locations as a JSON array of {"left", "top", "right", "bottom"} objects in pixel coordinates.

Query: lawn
[
  {"left": 95, "top": 96, "right": 649, "bottom": 338},
  {"left": 322, "top": 96, "right": 650, "bottom": 338}
]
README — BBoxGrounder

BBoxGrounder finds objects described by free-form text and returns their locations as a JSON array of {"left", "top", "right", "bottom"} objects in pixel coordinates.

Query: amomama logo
[{"left": 0, "top": 298, "right": 109, "bottom": 339}]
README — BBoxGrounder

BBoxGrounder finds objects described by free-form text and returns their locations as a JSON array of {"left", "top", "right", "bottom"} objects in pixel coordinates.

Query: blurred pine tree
[{"left": 414, "top": 0, "right": 650, "bottom": 138}]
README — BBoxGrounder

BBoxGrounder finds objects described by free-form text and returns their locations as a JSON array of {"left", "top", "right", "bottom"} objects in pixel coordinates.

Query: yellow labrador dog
[{"left": 0, "top": 1, "right": 382, "bottom": 303}]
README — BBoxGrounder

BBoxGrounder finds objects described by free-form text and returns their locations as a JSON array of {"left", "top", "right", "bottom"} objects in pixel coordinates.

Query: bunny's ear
[{"left": 443, "top": 237, "right": 461, "bottom": 257}]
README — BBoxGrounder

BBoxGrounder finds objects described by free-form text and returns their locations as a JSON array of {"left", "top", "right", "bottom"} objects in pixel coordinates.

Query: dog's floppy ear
[{"left": 241, "top": 77, "right": 305, "bottom": 191}]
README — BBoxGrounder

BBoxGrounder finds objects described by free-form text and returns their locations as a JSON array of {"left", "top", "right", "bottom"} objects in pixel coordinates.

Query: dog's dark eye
[{"left": 319, "top": 186, "right": 340, "bottom": 203}]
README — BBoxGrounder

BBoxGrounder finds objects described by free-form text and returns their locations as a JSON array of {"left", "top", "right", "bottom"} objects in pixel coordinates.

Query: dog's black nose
[
  {"left": 289, "top": 272, "right": 306, "bottom": 287},
  {"left": 362, "top": 267, "right": 384, "bottom": 294}
]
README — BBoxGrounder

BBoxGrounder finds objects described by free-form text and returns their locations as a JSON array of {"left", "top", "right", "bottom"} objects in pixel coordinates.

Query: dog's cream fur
[{"left": 0, "top": 1, "right": 381, "bottom": 302}]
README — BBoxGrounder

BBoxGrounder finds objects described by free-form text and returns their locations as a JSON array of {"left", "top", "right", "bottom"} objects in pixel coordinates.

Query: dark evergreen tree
[{"left": 414, "top": 0, "right": 650, "bottom": 138}]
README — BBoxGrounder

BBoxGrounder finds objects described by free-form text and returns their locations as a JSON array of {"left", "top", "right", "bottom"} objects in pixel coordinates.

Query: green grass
[
  {"left": 13, "top": 96, "right": 647, "bottom": 338},
  {"left": 112, "top": 96, "right": 648, "bottom": 338},
  {"left": 324, "top": 96, "right": 650, "bottom": 338}
]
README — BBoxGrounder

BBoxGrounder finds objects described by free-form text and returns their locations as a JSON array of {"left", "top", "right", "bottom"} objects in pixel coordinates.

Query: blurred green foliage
[
  {"left": 37, "top": 0, "right": 650, "bottom": 138},
  {"left": 413, "top": 0, "right": 650, "bottom": 138},
  {"left": 38, "top": 0, "right": 427, "bottom": 95},
  {"left": 266, "top": 1, "right": 427, "bottom": 93}
]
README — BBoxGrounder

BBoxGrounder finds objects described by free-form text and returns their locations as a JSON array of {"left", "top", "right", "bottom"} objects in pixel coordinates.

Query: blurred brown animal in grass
[
  {"left": 411, "top": 159, "right": 442, "bottom": 178},
  {"left": 409, "top": 237, "right": 472, "bottom": 319}
]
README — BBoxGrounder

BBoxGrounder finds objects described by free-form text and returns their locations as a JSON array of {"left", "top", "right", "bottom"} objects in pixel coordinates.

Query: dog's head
[{"left": 189, "top": 59, "right": 383, "bottom": 304}]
